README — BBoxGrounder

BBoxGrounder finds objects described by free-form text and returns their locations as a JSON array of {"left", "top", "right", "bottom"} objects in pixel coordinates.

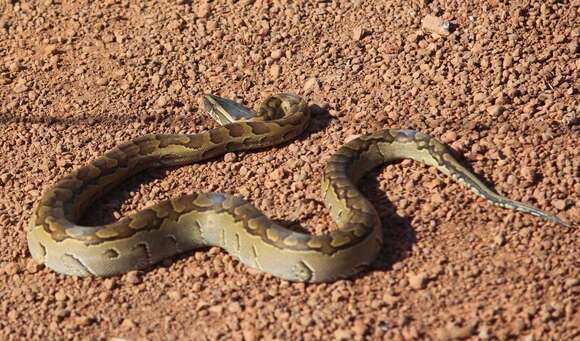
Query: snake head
[
  {"left": 203, "top": 94, "right": 260, "bottom": 125},
  {"left": 258, "top": 93, "right": 308, "bottom": 121},
  {"left": 203, "top": 93, "right": 307, "bottom": 124}
]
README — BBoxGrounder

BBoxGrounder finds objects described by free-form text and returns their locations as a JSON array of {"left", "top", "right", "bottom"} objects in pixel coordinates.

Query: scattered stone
[
  {"left": 520, "top": 167, "right": 536, "bottom": 182},
  {"left": 473, "top": 92, "right": 487, "bottom": 103},
  {"left": 55, "top": 308, "right": 70, "bottom": 321},
  {"left": 269, "top": 168, "right": 285, "bottom": 180},
  {"left": 74, "top": 316, "right": 93, "bottom": 327},
  {"left": 26, "top": 259, "right": 43, "bottom": 273},
  {"left": 120, "top": 318, "right": 137, "bottom": 329},
  {"left": 223, "top": 152, "right": 237, "bottom": 162},
  {"left": 352, "top": 320, "right": 368, "bottom": 336},
  {"left": 383, "top": 293, "right": 400, "bottom": 305},
  {"left": 125, "top": 271, "right": 142, "bottom": 285},
  {"left": 270, "top": 49, "right": 283, "bottom": 60},
  {"left": 3, "top": 262, "right": 21, "bottom": 275},
  {"left": 8, "top": 61, "right": 22, "bottom": 72},
  {"left": 44, "top": 45, "right": 58, "bottom": 55},
  {"left": 155, "top": 95, "right": 170, "bottom": 108},
  {"left": 486, "top": 105, "right": 505, "bottom": 115},
  {"left": 440, "top": 131, "right": 457, "bottom": 143},
  {"left": 408, "top": 272, "right": 428, "bottom": 290},
  {"left": 421, "top": 15, "right": 451, "bottom": 36},
  {"left": 242, "top": 327, "right": 257, "bottom": 341},
  {"left": 568, "top": 39, "right": 579, "bottom": 54},
  {"left": 13, "top": 79, "right": 28, "bottom": 93},
  {"left": 551, "top": 199, "right": 567, "bottom": 211},
  {"left": 269, "top": 64, "right": 281, "bottom": 79},
  {"left": 494, "top": 234, "right": 505, "bottom": 246},
  {"left": 54, "top": 290, "right": 67, "bottom": 301},
  {"left": 195, "top": 2, "right": 210, "bottom": 18},
  {"left": 95, "top": 77, "right": 109, "bottom": 86},
  {"left": 562, "top": 111, "right": 578, "bottom": 127},
  {"left": 564, "top": 278, "right": 578, "bottom": 289},
  {"left": 0, "top": 173, "right": 11, "bottom": 185},
  {"left": 103, "top": 278, "right": 117, "bottom": 290},
  {"left": 436, "top": 322, "right": 475, "bottom": 340},
  {"left": 167, "top": 290, "right": 182, "bottom": 300},
  {"left": 478, "top": 326, "right": 490, "bottom": 340},
  {"left": 227, "top": 302, "right": 242, "bottom": 313},
  {"left": 299, "top": 315, "right": 313, "bottom": 327},
  {"left": 303, "top": 77, "right": 320, "bottom": 93},
  {"left": 208, "top": 304, "right": 224, "bottom": 314},
  {"left": 334, "top": 329, "right": 353, "bottom": 340},
  {"left": 352, "top": 26, "right": 368, "bottom": 41}
]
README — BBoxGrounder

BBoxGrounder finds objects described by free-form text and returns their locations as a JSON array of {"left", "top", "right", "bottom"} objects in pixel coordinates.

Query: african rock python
[{"left": 27, "top": 94, "right": 570, "bottom": 282}]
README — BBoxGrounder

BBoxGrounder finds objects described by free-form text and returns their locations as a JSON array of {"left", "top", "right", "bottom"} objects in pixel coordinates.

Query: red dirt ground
[{"left": 0, "top": 1, "right": 578, "bottom": 340}]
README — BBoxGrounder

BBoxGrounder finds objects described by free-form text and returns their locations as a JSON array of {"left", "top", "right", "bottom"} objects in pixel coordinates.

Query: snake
[{"left": 27, "top": 93, "right": 571, "bottom": 283}]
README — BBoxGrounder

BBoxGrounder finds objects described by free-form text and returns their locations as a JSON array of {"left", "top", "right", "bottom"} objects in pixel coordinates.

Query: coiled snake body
[{"left": 27, "top": 94, "right": 570, "bottom": 282}]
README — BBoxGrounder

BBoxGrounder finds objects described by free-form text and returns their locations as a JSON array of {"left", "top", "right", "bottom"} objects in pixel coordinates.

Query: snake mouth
[{"left": 203, "top": 94, "right": 258, "bottom": 125}]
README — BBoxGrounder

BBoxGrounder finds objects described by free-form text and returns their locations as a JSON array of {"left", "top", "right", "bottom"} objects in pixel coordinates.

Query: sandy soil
[{"left": 0, "top": 1, "right": 578, "bottom": 340}]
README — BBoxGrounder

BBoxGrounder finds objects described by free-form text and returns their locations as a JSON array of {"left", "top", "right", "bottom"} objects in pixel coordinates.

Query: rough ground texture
[{"left": 0, "top": 0, "right": 578, "bottom": 340}]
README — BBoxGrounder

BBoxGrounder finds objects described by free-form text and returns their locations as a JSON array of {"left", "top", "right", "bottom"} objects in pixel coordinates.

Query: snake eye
[{"left": 104, "top": 249, "right": 120, "bottom": 259}]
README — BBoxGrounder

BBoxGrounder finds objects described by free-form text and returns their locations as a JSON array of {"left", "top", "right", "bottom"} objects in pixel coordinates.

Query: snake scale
[{"left": 27, "top": 93, "right": 571, "bottom": 282}]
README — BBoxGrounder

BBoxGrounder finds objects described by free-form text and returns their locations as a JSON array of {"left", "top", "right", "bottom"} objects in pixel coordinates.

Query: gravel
[{"left": 0, "top": 0, "right": 578, "bottom": 340}]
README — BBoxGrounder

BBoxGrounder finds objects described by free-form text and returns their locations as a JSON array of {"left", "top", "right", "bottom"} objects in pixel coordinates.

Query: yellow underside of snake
[{"left": 27, "top": 94, "right": 571, "bottom": 282}]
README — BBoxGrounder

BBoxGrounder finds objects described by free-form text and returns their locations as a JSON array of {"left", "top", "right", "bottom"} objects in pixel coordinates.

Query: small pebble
[
  {"left": 473, "top": 92, "right": 487, "bottom": 103},
  {"left": 440, "top": 131, "right": 457, "bottom": 143},
  {"left": 303, "top": 77, "right": 320, "bottom": 93},
  {"left": 8, "top": 61, "right": 22, "bottom": 72},
  {"left": 103, "top": 278, "right": 117, "bottom": 290},
  {"left": 195, "top": 3, "right": 210, "bottom": 18},
  {"left": 269, "top": 64, "right": 281, "bottom": 79},
  {"left": 155, "top": 95, "right": 170, "bottom": 108},
  {"left": 121, "top": 318, "right": 137, "bottom": 329},
  {"left": 352, "top": 320, "right": 368, "bottom": 336},
  {"left": 270, "top": 49, "right": 283, "bottom": 60},
  {"left": 125, "top": 271, "right": 142, "bottom": 285},
  {"left": 167, "top": 290, "right": 182, "bottom": 300},
  {"left": 54, "top": 290, "right": 67, "bottom": 301},
  {"left": 408, "top": 272, "right": 428, "bottom": 290},
  {"left": 564, "top": 278, "right": 578, "bottom": 288},
  {"left": 95, "top": 77, "right": 109, "bottom": 86},
  {"left": 223, "top": 152, "right": 237, "bottom": 163},
  {"left": 421, "top": 14, "right": 451, "bottom": 36},
  {"left": 228, "top": 302, "right": 242, "bottom": 313},
  {"left": 352, "top": 26, "right": 367, "bottom": 41},
  {"left": 74, "top": 316, "right": 92, "bottom": 327},
  {"left": 3, "top": 262, "right": 21, "bottom": 275},
  {"left": 26, "top": 259, "right": 43, "bottom": 273},
  {"left": 551, "top": 199, "right": 567, "bottom": 210},
  {"left": 334, "top": 329, "right": 353, "bottom": 340},
  {"left": 13, "top": 79, "right": 28, "bottom": 93},
  {"left": 487, "top": 105, "right": 505, "bottom": 115}
]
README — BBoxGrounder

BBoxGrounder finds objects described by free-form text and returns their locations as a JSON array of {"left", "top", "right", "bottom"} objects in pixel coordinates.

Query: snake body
[{"left": 27, "top": 94, "right": 570, "bottom": 282}]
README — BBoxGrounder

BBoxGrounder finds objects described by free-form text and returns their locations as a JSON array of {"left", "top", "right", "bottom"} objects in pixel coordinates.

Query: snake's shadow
[{"left": 355, "top": 172, "right": 416, "bottom": 276}]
